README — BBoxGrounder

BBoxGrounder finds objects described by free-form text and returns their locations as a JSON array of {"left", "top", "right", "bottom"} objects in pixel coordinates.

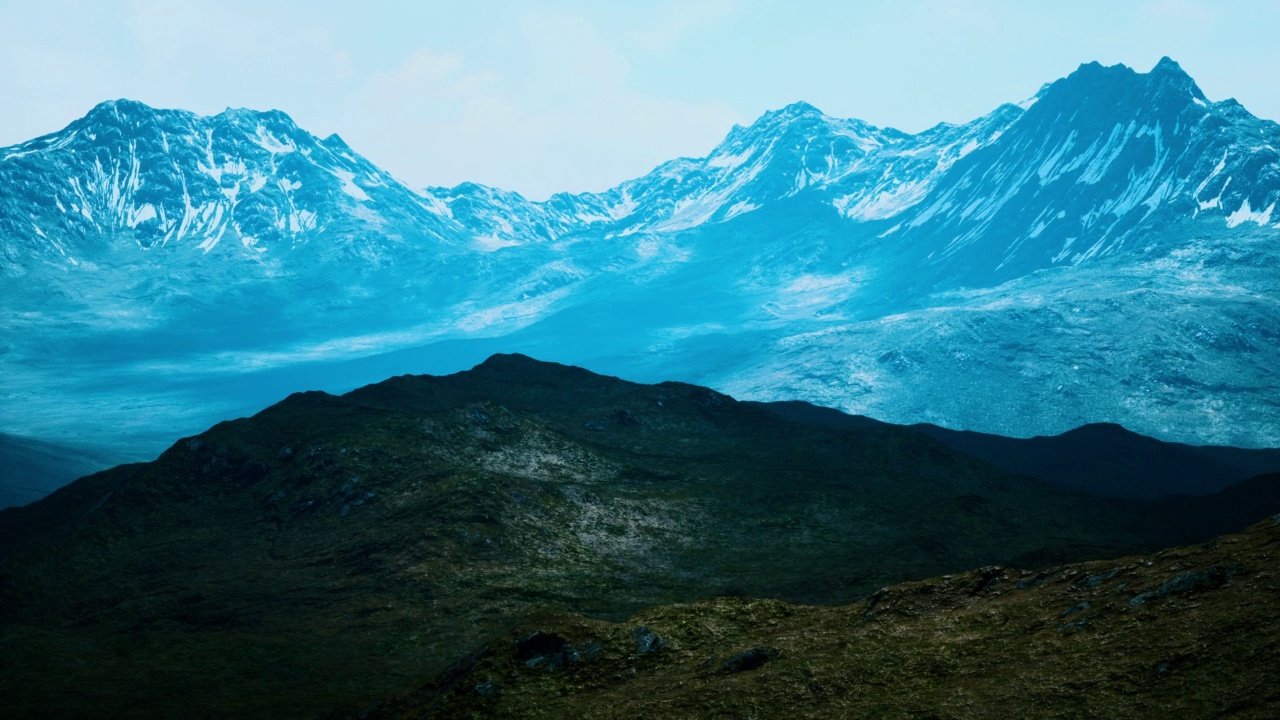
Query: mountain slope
[
  {"left": 0, "top": 432, "right": 135, "bottom": 509},
  {"left": 2, "top": 58, "right": 1279, "bottom": 461},
  {"left": 380, "top": 513, "right": 1280, "bottom": 719},
  {"left": 882, "top": 58, "right": 1280, "bottom": 289},
  {"left": 0, "top": 98, "right": 456, "bottom": 270},
  {"left": 2, "top": 356, "right": 1277, "bottom": 717},
  {"left": 758, "top": 401, "right": 1280, "bottom": 500}
]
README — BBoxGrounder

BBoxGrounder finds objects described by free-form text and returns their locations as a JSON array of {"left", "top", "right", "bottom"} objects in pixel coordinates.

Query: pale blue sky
[{"left": 3, "top": 0, "right": 1278, "bottom": 199}]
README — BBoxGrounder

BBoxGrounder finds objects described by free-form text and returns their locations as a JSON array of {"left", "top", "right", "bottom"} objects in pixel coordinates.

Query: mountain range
[{"left": 2, "top": 57, "right": 1279, "bottom": 486}]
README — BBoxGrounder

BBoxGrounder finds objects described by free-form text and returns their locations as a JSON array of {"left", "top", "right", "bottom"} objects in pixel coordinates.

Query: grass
[{"left": 0, "top": 355, "right": 1274, "bottom": 717}]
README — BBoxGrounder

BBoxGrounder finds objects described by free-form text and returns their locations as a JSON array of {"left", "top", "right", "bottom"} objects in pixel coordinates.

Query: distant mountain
[
  {"left": 2, "top": 58, "right": 1278, "bottom": 460},
  {"left": 424, "top": 100, "right": 1017, "bottom": 243},
  {"left": 0, "top": 99, "right": 462, "bottom": 267},
  {"left": 3, "top": 355, "right": 1278, "bottom": 716},
  {"left": 0, "top": 433, "right": 133, "bottom": 509},
  {"left": 759, "top": 401, "right": 1280, "bottom": 500}
]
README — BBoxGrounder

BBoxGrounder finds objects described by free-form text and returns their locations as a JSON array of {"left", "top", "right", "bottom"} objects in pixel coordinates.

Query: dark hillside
[
  {"left": 1, "top": 355, "right": 1276, "bottom": 717},
  {"left": 759, "top": 400, "right": 1280, "bottom": 499}
]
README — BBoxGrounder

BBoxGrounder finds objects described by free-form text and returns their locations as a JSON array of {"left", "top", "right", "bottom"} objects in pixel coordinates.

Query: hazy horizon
[{"left": 4, "top": 0, "right": 1280, "bottom": 200}]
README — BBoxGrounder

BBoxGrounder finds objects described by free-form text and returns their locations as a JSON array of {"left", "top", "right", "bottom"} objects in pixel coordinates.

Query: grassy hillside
[{"left": 1, "top": 355, "right": 1276, "bottom": 717}]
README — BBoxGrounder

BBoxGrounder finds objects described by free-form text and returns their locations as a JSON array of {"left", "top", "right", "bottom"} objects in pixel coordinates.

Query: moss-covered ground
[{"left": 0, "top": 355, "right": 1275, "bottom": 717}]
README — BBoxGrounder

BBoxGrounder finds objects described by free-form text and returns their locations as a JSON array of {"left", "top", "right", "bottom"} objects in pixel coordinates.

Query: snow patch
[
  {"left": 255, "top": 126, "right": 296, "bottom": 154},
  {"left": 332, "top": 168, "right": 370, "bottom": 201},
  {"left": 723, "top": 200, "right": 759, "bottom": 220},
  {"left": 707, "top": 147, "right": 755, "bottom": 169},
  {"left": 609, "top": 192, "right": 637, "bottom": 220},
  {"left": 197, "top": 221, "right": 227, "bottom": 252},
  {"left": 473, "top": 234, "right": 521, "bottom": 252},
  {"left": 416, "top": 190, "right": 453, "bottom": 218},
  {"left": 837, "top": 180, "right": 931, "bottom": 221},
  {"left": 128, "top": 204, "right": 157, "bottom": 228},
  {"left": 1226, "top": 199, "right": 1275, "bottom": 228}
]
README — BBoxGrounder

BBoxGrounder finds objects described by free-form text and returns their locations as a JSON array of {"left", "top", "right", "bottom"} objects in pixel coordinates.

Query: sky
[{"left": 3, "top": 0, "right": 1279, "bottom": 200}]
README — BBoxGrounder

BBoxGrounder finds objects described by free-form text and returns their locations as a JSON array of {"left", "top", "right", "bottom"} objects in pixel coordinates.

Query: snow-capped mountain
[
  {"left": 2, "top": 57, "right": 1278, "bottom": 457},
  {"left": 0, "top": 99, "right": 463, "bottom": 275},
  {"left": 886, "top": 57, "right": 1280, "bottom": 288},
  {"left": 428, "top": 99, "right": 1020, "bottom": 246}
]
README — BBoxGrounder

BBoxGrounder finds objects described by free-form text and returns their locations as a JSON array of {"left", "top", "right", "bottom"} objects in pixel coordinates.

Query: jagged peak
[
  {"left": 716, "top": 103, "right": 825, "bottom": 145},
  {"left": 429, "top": 182, "right": 533, "bottom": 204},
  {"left": 737, "top": 101, "right": 833, "bottom": 134},
  {"left": 1031, "top": 56, "right": 1210, "bottom": 115},
  {"left": 773, "top": 100, "right": 826, "bottom": 118},
  {"left": 1148, "top": 56, "right": 1208, "bottom": 102},
  {"left": 213, "top": 106, "right": 306, "bottom": 133},
  {"left": 77, "top": 99, "right": 308, "bottom": 135},
  {"left": 1062, "top": 57, "right": 1195, "bottom": 85},
  {"left": 1151, "top": 55, "right": 1186, "bottom": 76},
  {"left": 321, "top": 133, "right": 353, "bottom": 151},
  {"left": 725, "top": 100, "right": 890, "bottom": 150},
  {"left": 80, "top": 98, "right": 176, "bottom": 124}
]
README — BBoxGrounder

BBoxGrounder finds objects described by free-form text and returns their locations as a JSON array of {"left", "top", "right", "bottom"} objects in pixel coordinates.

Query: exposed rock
[
  {"left": 632, "top": 626, "right": 665, "bottom": 655},
  {"left": 514, "top": 632, "right": 579, "bottom": 670},
  {"left": 722, "top": 647, "right": 778, "bottom": 673},
  {"left": 973, "top": 567, "right": 1002, "bottom": 594},
  {"left": 474, "top": 677, "right": 499, "bottom": 698},
  {"left": 1131, "top": 567, "right": 1231, "bottom": 606}
]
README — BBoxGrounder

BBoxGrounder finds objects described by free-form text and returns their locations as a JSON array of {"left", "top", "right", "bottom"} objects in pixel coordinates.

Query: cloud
[
  {"left": 122, "top": 0, "right": 354, "bottom": 110},
  {"left": 1141, "top": 0, "right": 1214, "bottom": 22},
  {"left": 627, "top": 0, "right": 738, "bottom": 53},
  {"left": 341, "top": 9, "right": 742, "bottom": 198}
]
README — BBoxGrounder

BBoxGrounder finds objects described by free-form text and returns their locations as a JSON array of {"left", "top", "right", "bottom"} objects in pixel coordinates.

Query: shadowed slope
[
  {"left": 376, "top": 514, "right": 1280, "bottom": 719},
  {"left": 1, "top": 355, "right": 1277, "bottom": 717},
  {"left": 0, "top": 433, "right": 136, "bottom": 509},
  {"left": 759, "top": 400, "right": 1280, "bottom": 499}
]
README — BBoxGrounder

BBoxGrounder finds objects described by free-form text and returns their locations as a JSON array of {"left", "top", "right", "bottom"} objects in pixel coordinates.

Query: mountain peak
[
  {"left": 321, "top": 132, "right": 352, "bottom": 151},
  {"left": 473, "top": 352, "right": 544, "bottom": 371},
  {"left": 1154, "top": 65, "right": 1210, "bottom": 114},
  {"left": 1152, "top": 55, "right": 1186, "bottom": 75},
  {"left": 733, "top": 101, "right": 829, "bottom": 132},
  {"left": 90, "top": 98, "right": 153, "bottom": 112},
  {"left": 734, "top": 100, "right": 869, "bottom": 140},
  {"left": 1148, "top": 55, "right": 1205, "bottom": 95},
  {"left": 776, "top": 100, "right": 824, "bottom": 117},
  {"left": 76, "top": 100, "right": 306, "bottom": 136},
  {"left": 466, "top": 353, "right": 602, "bottom": 385},
  {"left": 80, "top": 98, "right": 164, "bottom": 124},
  {"left": 212, "top": 106, "right": 306, "bottom": 134},
  {"left": 1037, "top": 57, "right": 1209, "bottom": 116}
]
